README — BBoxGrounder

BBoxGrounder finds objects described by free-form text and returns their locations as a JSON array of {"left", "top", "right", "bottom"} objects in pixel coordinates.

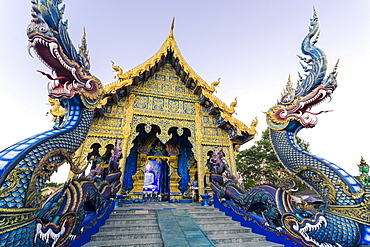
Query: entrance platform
[
  {"left": 119, "top": 202, "right": 216, "bottom": 246},
  {"left": 84, "top": 202, "right": 283, "bottom": 247}
]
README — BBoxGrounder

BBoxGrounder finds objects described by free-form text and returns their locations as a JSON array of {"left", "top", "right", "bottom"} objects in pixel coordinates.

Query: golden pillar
[
  {"left": 118, "top": 94, "right": 135, "bottom": 195},
  {"left": 194, "top": 103, "right": 205, "bottom": 197},
  {"left": 168, "top": 155, "right": 181, "bottom": 200},
  {"left": 228, "top": 140, "right": 237, "bottom": 176},
  {"left": 129, "top": 153, "right": 148, "bottom": 199}
]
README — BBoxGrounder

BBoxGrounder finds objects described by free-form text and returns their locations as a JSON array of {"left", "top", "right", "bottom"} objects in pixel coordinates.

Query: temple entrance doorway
[{"left": 123, "top": 124, "right": 196, "bottom": 201}]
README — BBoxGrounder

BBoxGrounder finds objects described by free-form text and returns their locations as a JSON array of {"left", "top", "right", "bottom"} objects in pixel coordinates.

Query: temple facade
[{"left": 72, "top": 23, "right": 257, "bottom": 201}]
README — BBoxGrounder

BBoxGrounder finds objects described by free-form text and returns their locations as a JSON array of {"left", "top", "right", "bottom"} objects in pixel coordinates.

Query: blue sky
[{"left": 0, "top": 1, "right": 369, "bottom": 181}]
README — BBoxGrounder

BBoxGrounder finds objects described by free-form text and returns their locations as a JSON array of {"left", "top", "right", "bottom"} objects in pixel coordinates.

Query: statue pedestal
[{"left": 200, "top": 194, "right": 211, "bottom": 206}]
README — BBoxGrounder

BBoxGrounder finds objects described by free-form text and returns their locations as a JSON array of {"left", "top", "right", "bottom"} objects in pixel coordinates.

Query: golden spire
[{"left": 170, "top": 16, "right": 175, "bottom": 36}]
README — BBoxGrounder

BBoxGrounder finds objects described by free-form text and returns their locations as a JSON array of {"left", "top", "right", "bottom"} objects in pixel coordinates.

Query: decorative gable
[
  {"left": 101, "top": 26, "right": 257, "bottom": 145},
  {"left": 132, "top": 63, "right": 199, "bottom": 120}
]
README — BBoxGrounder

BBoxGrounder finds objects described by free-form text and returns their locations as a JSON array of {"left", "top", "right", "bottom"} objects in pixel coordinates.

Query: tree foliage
[
  {"left": 236, "top": 128, "right": 309, "bottom": 191},
  {"left": 44, "top": 182, "right": 63, "bottom": 188}
]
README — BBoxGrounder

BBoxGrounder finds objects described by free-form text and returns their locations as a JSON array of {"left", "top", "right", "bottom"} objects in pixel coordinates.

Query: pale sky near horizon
[{"left": 0, "top": 1, "right": 369, "bottom": 182}]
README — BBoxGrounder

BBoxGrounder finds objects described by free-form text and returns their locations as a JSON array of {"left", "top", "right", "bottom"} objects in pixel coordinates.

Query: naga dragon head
[
  {"left": 266, "top": 9, "right": 338, "bottom": 132},
  {"left": 27, "top": 0, "right": 103, "bottom": 108}
]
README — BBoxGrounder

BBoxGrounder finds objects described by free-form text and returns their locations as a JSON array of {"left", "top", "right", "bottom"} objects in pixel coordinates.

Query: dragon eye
[
  {"left": 39, "top": 24, "right": 48, "bottom": 33},
  {"left": 26, "top": 24, "right": 34, "bottom": 33}
]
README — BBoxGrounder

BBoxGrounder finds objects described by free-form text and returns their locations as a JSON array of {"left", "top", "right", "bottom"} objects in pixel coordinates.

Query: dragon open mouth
[
  {"left": 28, "top": 36, "right": 93, "bottom": 98},
  {"left": 293, "top": 215, "right": 328, "bottom": 246},
  {"left": 275, "top": 86, "right": 334, "bottom": 128},
  {"left": 283, "top": 214, "right": 341, "bottom": 247},
  {"left": 35, "top": 219, "right": 69, "bottom": 247}
]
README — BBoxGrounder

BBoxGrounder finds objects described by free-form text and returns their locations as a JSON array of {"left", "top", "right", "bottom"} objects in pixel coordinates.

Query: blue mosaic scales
[
  {"left": 0, "top": 0, "right": 114, "bottom": 246},
  {"left": 212, "top": 9, "right": 370, "bottom": 247}
]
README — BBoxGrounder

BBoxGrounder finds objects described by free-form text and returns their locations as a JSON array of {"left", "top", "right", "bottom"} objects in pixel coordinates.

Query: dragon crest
[
  {"left": 266, "top": 9, "right": 338, "bottom": 131},
  {"left": 27, "top": 0, "right": 103, "bottom": 108}
]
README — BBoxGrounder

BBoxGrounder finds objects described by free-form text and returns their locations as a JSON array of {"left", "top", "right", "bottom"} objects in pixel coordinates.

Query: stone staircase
[
  {"left": 83, "top": 207, "right": 163, "bottom": 247},
  {"left": 189, "top": 207, "right": 282, "bottom": 247},
  {"left": 83, "top": 203, "right": 283, "bottom": 247}
]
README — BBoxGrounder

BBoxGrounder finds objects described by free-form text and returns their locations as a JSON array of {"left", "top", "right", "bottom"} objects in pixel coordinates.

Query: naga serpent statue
[
  {"left": 211, "top": 9, "right": 370, "bottom": 247},
  {"left": 0, "top": 1, "right": 121, "bottom": 246}
]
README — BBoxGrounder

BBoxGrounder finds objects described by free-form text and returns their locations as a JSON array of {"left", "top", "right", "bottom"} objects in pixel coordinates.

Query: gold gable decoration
[{"left": 103, "top": 20, "right": 256, "bottom": 139}]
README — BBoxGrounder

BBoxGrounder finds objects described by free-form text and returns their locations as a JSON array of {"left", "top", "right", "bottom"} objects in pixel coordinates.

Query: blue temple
[{"left": 0, "top": 2, "right": 369, "bottom": 247}]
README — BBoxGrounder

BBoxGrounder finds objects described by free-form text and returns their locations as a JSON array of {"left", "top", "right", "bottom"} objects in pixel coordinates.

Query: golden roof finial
[
  {"left": 170, "top": 16, "right": 175, "bottom": 35},
  {"left": 250, "top": 117, "right": 258, "bottom": 132},
  {"left": 227, "top": 97, "right": 238, "bottom": 114},
  {"left": 230, "top": 97, "right": 238, "bottom": 108},
  {"left": 210, "top": 78, "right": 220, "bottom": 93},
  {"left": 111, "top": 61, "right": 124, "bottom": 79}
]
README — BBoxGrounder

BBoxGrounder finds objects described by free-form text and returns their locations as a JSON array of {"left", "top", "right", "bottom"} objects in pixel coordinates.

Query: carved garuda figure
[
  {"left": 211, "top": 9, "right": 370, "bottom": 247},
  {"left": 0, "top": 1, "right": 120, "bottom": 246}
]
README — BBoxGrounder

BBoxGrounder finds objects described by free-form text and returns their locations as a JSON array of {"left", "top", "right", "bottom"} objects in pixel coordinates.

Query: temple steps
[
  {"left": 83, "top": 203, "right": 283, "bottom": 247},
  {"left": 84, "top": 207, "right": 163, "bottom": 247},
  {"left": 84, "top": 238, "right": 163, "bottom": 247},
  {"left": 189, "top": 208, "right": 283, "bottom": 247}
]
